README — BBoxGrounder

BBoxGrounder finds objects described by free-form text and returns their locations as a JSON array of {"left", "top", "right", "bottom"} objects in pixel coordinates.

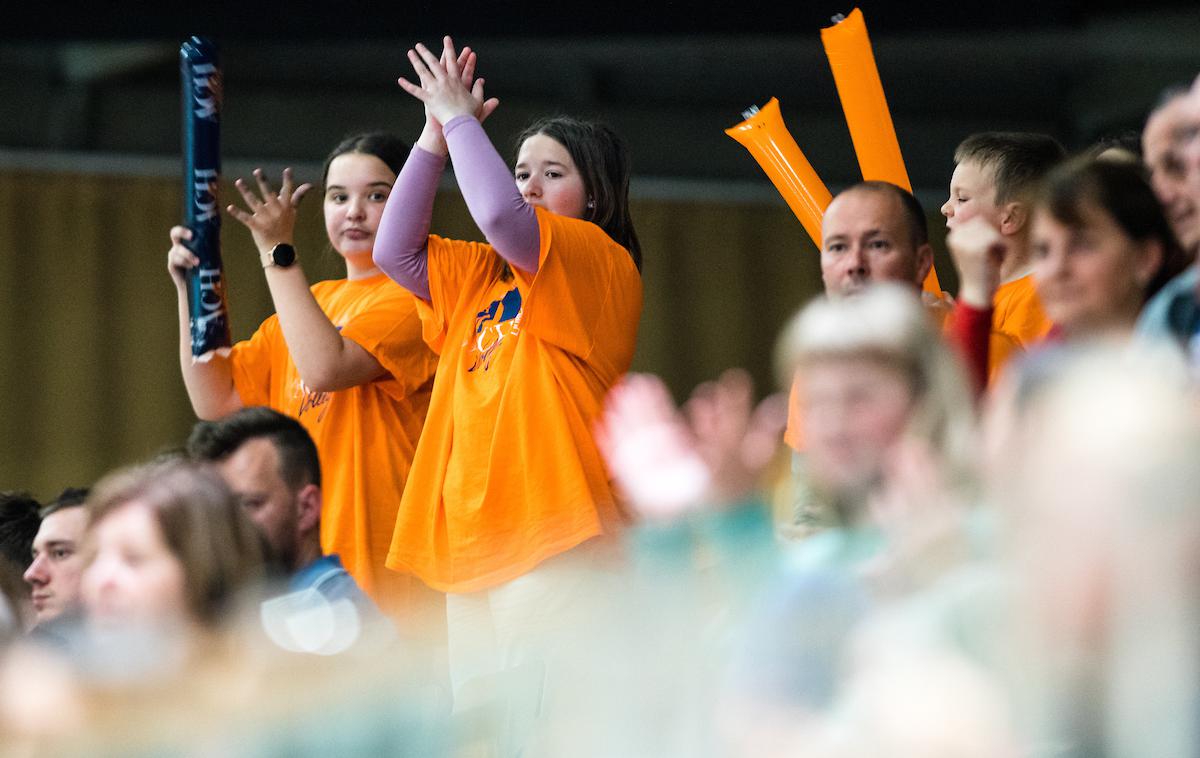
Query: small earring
[{"left": 586, "top": 198, "right": 595, "bottom": 209}]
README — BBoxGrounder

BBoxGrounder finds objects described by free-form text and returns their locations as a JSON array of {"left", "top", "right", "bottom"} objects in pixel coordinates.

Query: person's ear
[
  {"left": 295, "top": 483, "right": 322, "bottom": 535},
  {"left": 998, "top": 201, "right": 1028, "bottom": 237},
  {"left": 915, "top": 243, "right": 935, "bottom": 286}
]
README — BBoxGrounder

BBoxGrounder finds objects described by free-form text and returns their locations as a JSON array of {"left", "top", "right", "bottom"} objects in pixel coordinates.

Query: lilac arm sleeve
[
  {"left": 443, "top": 115, "right": 541, "bottom": 274},
  {"left": 372, "top": 146, "right": 444, "bottom": 302}
]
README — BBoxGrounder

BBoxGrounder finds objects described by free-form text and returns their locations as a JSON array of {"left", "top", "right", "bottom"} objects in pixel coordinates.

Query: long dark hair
[
  {"left": 515, "top": 116, "right": 642, "bottom": 271},
  {"left": 1036, "top": 156, "right": 1188, "bottom": 302},
  {"left": 321, "top": 131, "right": 411, "bottom": 187}
]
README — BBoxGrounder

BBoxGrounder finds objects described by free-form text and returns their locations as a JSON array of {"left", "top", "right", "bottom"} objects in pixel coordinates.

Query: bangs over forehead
[{"left": 954, "top": 132, "right": 1066, "bottom": 205}]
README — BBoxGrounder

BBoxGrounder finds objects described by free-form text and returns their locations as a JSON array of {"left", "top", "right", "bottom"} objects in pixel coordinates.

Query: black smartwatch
[{"left": 261, "top": 243, "right": 297, "bottom": 269}]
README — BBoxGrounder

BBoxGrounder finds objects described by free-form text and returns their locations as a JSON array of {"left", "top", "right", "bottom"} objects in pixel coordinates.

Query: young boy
[{"left": 941, "top": 132, "right": 1066, "bottom": 347}]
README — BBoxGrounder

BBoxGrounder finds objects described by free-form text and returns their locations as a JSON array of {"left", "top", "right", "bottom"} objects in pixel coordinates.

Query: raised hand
[
  {"left": 596, "top": 373, "right": 711, "bottom": 522},
  {"left": 225, "top": 168, "right": 313, "bottom": 255},
  {"left": 946, "top": 216, "right": 1006, "bottom": 308},
  {"left": 597, "top": 371, "right": 785, "bottom": 523},
  {"left": 398, "top": 36, "right": 500, "bottom": 151}
]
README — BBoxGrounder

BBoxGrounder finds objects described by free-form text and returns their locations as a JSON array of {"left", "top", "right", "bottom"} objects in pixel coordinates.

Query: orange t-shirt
[
  {"left": 992, "top": 273, "right": 1052, "bottom": 347},
  {"left": 386, "top": 208, "right": 643, "bottom": 593},
  {"left": 229, "top": 274, "right": 438, "bottom": 610}
]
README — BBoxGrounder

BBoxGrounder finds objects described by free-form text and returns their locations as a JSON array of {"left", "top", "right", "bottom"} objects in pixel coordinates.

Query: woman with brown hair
[{"left": 81, "top": 459, "right": 266, "bottom": 633}]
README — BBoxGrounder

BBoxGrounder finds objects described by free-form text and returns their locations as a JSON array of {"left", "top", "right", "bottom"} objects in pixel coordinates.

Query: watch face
[{"left": 273, "top": 244, "right": 296, "bottom": 267}]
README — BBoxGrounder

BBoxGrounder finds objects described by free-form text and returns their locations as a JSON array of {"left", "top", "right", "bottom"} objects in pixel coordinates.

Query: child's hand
[
  {"left": 946, "top": 216, "right": 1006, "bottom": 308},
  {"left": 166, "top": 225, "right": 197, "bottom": 288},
  {"left": 225, "top": 168, "right": 312, "bottom": 256}
]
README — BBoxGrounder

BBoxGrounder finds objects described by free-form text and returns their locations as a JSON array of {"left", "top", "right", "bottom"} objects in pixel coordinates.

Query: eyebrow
[
  {"left": 825, "top": 228, "right": 889, "bottom": 242},
  {"left": 514, "top": 160, "right": 568, "bottom": 170},
  {"left": 325, "top": 182, "right": 392, "bottom": 191},
  {"left": 32, "top": 539, "right": 76, "bottom": 554}
]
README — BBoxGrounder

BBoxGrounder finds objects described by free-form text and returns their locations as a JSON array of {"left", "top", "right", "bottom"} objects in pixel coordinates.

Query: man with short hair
[
  {"left": 819, "top": 180, "right": 935, "bottom": 298},
  {"left": 186, "top": 407, "right": 379, "bottom": 613},
  {"left": 941, "top": 132, "right": 1066, "bottom": 347},
  {"left": 24, "top": 488, "right": 89, "bottom": 631}
]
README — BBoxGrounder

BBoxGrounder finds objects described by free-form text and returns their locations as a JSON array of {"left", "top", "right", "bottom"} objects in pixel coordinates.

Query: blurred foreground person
[
  {"left": 715, "top": 284, "right": 996, "bottom": 757},
  {"left": 780, "top": 283, "right": 978, "bottom": 558},
  {"left": 79, "top": 459, "right": 266, "bottom": 675},
  {"left": 571, "top": 285, "right": 993, "bottom": 757},
  {"left": 1032, "top": 158, "right": 1188, "bottom": 338},
  {"left": 988, "top": 345, "right": 1200, "bottom": 758},
  {"left": 0, "top": 459, "right": 449, "bottom": 756}
]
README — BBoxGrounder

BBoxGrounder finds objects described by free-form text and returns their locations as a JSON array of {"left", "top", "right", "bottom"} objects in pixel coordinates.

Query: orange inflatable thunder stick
[
  {"left": 724, "top": 98, "right": 832, "bottom": 248},
  {"left": 822, "top": 8, "right": 941, "bottom": 293}
]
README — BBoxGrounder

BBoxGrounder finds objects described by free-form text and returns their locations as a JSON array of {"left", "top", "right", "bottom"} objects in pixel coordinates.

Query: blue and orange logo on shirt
[{"left": 468, "top": 287, "right": 522, "bottom": 372}]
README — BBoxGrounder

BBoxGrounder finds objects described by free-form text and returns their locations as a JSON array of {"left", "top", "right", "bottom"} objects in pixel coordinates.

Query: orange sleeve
[
  {"left": 513, "top": 208, "right": 643, "bottom": 382},
  {"left": 227, "top": 316, "right": 279, "bottom": 407},
  {"left": 337, "top": 286, "right": 438, "bottom": 397}
]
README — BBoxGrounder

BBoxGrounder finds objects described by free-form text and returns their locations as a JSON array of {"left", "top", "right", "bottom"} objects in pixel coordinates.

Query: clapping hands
[{"left": 399, "top": 36, "right": 500, "bottom": 155}]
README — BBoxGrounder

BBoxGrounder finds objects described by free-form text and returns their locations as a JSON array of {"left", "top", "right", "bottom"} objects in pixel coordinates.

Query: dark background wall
[{"left": 1, "top": 1, "right": 1198, "bottom": 497}]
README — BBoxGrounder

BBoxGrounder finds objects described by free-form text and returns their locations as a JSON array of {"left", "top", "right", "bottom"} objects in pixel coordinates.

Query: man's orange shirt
[
  {"left": 387, "top": 208, "right": 643, "bottom": 593},
  {"left": 229, "top": 274, "right": 438, "bottom": 612},
  {"left": 992, "top": 273, "right": 1052, "bottom": 346}
]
